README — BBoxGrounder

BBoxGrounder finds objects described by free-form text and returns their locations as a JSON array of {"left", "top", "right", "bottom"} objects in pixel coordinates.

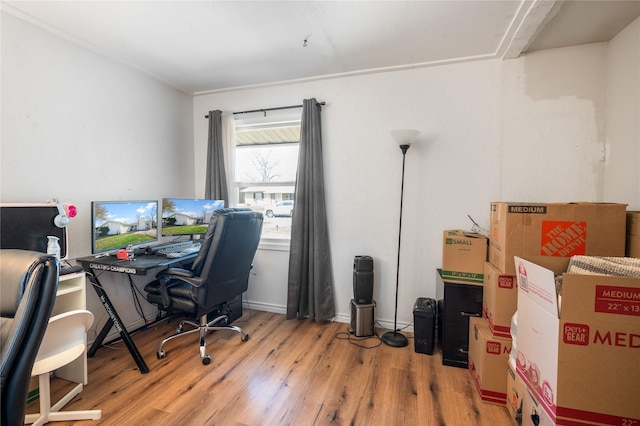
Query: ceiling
[{"left": 3, "top": 1, "right": 639, "bottom": 95}]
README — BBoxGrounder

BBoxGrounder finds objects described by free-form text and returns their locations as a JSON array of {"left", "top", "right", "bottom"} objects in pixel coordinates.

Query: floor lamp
[{"left": 382, "top": 129, "right": 420, "bottom": 348}]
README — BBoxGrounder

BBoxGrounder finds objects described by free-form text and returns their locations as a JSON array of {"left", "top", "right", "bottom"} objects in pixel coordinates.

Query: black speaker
[{"left": 353, "top": 255, "right": 373, "bottom": 304}]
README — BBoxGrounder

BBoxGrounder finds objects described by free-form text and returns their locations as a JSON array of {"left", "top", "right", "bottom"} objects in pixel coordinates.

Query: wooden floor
[{"left": 28, "top": 310, "right": 512, "bottom": 425}]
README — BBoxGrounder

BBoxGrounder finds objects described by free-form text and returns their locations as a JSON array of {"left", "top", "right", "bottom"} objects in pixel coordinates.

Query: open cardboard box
[
  {"left": 490, "top": 202, "right": 626, "bottom": 275},
  {"left": 514, "top": 257, "right": 640, "bottom": 425}
]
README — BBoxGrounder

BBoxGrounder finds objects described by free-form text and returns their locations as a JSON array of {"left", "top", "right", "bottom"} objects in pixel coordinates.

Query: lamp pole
[{"left": 381, "top": 143, "right": 411, "bottom": 347}]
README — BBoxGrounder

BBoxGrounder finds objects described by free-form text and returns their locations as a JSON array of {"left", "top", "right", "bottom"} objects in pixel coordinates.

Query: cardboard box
[
  {"left": 442, "top": 230, "right": 487, "bottom": 285},
  {"left": 514, "top": 257, "right": 640, "bottom": 425},
  {"left": 627, "top": 211, "right": 640, "bottom": 258},
  {"left": 468, "top": 316, "right": 512, "bottom": 405},
  {"left": 489, "top": 202, "right": 627, "bottom": 275},
  {"left": 507, "top": 358, "right": 525, "bottom": 426},
  {"left": 483, "top": 261, "right": 517, "bottom": 338}
]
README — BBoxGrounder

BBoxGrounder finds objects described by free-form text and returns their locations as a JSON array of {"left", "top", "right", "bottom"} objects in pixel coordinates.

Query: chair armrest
[
  {"left": 156, "top": 267, "right": 194, "bottom": 280},
  {"left": 154, "top": 268, "right": 201, "bottom": 309}
]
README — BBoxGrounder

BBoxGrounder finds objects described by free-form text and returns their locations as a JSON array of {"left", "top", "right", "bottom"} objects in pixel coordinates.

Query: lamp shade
[{"left": 391, "top": 129, "right": 420, "bottom": 146}]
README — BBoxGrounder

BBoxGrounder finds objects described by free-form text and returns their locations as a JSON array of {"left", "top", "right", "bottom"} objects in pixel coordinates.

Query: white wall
[
  {"left": 606, "top": 17, "right": 640, "bottom": 210},
  {"left": 501, "top": 44, "right": 609, "bottom": 201},
  {"left": 1, "top": 11, "right": 194, "bottom": 339},
  {"left": 197, "top": 61, "right": 504, "bottom": 327}
]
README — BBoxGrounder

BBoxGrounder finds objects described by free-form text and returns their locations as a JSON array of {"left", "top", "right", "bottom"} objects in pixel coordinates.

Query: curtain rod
[{"left": 204, "top": 101, "right": 325, "bottom": 118}]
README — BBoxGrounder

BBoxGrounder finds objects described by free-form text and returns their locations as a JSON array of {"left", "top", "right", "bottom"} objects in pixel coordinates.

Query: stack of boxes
[
  {"left": 440, "top": 230, "right": 487, "bottom": 367},
  {"left": 476, "top": 201, "right": 640, "bottom": 426},
  {"left": 444, "top": 204, "right": 640, "bottom": 424}
]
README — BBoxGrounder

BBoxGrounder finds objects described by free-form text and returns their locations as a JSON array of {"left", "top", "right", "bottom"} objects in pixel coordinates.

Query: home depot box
[
  {"left": 483, "top": 261, "right": 517, "bottom": 338},
  {"left": 627, "top": 211, "right": 640, "bottom": 258},
  {"left": 442, "top": 230, "right": 487, "bottom": 285},
  {"left": 490, "top": 202, "right": 626, "bottom": 275},
  {"left": 514, "top": 257, "right": 640, "bottom": 425},
  {"left": 468, "top": 316, "right": 512, "bottom": 405},
  {"left": 507, "top": 358, "right": 525, "bottom": 426}
]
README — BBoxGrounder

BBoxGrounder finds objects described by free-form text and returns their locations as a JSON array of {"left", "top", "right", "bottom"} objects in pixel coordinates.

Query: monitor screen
[
  {"left": 0, "top": 203, "right": 69, "bottom": 259},
  {"left": 161, "top": 198, "right": 225, "bottom": 237},
  {"left": 91, "top": 200, "right": 159, "bottom": 254}
]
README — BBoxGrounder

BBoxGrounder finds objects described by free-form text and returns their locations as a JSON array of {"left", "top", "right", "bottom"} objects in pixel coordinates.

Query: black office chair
[
  {"left": 144, "top": 208, "right": 263, "bottom": 365},
  {"left": 0, "top": 250, "right": 59, "bottom": 426}
]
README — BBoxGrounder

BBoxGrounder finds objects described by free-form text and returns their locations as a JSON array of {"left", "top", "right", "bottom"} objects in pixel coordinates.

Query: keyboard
[
  {"left": 152, "top": 241, "right": 199, "bottom": 255},
  {"left": 60, "top": 265, "right": 84, "bottom": 275},
  {"left": 165, "top": 246, "right": 201, "bottom": 258}
]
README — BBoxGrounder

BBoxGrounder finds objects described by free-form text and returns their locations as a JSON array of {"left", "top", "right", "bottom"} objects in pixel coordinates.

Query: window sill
[{"left": 258, "top": 239, "right": 291, "bottom": 252}]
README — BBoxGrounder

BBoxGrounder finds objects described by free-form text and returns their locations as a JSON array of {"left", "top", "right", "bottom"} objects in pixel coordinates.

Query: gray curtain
[
  {"left": 286, "top": 98, "right": 335, "bottom": 321},
  {"left": 205, "top": 110, "right": 229, "bottom": 206}
]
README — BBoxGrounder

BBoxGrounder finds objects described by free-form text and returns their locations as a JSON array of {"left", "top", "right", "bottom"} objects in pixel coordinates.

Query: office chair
[
  {"left": 25, "top": 310, "right": 101, "bottom": 426},
  {"left": 0, "top": 250, "right": 59, "bottom": 426},
  {"left": 145, "top": 208, "right": 263, "bottom": 365}
]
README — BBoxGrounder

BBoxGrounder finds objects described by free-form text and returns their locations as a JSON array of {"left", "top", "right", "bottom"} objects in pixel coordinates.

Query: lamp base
[{"left": 381, "top": 330, "right": 408, "bottom": 347}]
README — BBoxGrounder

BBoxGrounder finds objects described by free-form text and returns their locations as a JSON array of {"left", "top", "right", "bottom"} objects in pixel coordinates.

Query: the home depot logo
[{"left": 540, "top": 221, "right": 587, "bottom": 257}]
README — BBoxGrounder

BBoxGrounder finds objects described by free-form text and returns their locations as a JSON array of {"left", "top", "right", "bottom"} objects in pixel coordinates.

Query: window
[{"left": 233, "top": 115, "right": 300, "bottom": 241}]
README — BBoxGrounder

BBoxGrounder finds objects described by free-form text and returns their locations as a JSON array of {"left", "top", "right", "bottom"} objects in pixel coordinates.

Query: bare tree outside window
[{"left": 245, "top": 151, "right": 281, "bottom": 182}]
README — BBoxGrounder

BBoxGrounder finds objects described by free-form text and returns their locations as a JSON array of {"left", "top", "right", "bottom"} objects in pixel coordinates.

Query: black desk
[{"left": 78, "top": 253, "right": 196, "bottom": 374}]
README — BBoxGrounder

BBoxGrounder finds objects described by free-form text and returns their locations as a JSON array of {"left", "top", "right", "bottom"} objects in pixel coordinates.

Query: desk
[{"left": 78, "top": 253, "right": 196, "bottom": 374}]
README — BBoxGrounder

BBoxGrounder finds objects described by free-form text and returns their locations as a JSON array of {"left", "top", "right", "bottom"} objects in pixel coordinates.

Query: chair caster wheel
[
  {"left": 157, "top": 349, "right": 166, "bottom": 359},
  {"left": 241, "top": 333, "right": 250, "bottom": 342},
  {"left": 202, "top": 355, "right": 211, "bottom": 365}
]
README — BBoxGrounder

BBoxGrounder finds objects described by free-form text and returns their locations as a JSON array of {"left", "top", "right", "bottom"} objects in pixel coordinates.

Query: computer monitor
[
  {"left": 91, "top": 200, "right": 159, "bottom": 254},
  {"left": 161, "top": 198, "right": 224, "bottom": 238},
  {"left": 0, "top": 203, "right": 69, "bottom": 259}
]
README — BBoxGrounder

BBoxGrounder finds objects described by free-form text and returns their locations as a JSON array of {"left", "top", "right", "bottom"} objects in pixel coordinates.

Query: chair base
[
  {"left": 25, "top": 373, "right": 101, "bottom": 426},
  {"left": 157, "top": 314, "right": 249, "bottom": 365}
]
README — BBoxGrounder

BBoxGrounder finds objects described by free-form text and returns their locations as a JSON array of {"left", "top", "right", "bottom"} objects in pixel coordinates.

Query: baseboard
[
  {"left": 87, "top": 316, "right": 154, "bottom": 348},
  {"left": 242, "top": 300, "right": 286, "bottom": 315},
  {"left": 243, "top": 300, "right": 414, "bottom": 333},
  {"left": 87, "top": 300, "right": 414, "bottom": 348}
]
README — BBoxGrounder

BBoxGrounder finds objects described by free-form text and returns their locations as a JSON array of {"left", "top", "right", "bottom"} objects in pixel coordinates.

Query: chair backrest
[
  {"left": 0, "top": 249, "right": 58, "bottom": 426},
  {"left": 31, "top": 310, "right": 94, "bottom": 377},
  {"left": 190, "top": 208, "right": 263, "bottom": 316}
]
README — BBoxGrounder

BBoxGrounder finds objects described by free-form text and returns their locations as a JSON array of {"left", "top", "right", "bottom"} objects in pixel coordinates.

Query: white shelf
[{"left": 51, "top": 272, "right": 88, "bottom": 385}]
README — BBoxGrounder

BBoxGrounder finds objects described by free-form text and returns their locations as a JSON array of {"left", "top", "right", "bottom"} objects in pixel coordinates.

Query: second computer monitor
[{"left": 161, "top": 198, "right": 224, "bottom": 238}]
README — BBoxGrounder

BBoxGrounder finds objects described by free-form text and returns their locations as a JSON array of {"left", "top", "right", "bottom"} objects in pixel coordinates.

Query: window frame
[{"left": 230, "top": 112, "right": 301, "bottom": 249}]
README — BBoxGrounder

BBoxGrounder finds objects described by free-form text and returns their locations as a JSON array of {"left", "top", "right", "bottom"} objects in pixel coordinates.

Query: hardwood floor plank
[{"left": 27, "top": 310, "right": 511, "bottom": 425}]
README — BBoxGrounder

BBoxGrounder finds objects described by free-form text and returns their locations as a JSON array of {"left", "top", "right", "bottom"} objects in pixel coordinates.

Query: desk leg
[
  {"left": 88, "top": 317, "right": 113, "bottom": 357},
  {"left": 86, "top": 271, "right": 150, "bottom": 374}
]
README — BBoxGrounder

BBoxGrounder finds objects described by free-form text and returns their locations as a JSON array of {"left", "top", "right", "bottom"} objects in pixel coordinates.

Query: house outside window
[{"left": 233, "top": 114, "right": 300, "bottom": 241}]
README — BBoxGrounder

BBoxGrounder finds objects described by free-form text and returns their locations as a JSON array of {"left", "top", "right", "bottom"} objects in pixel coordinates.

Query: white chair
[{"left": 25, "top": 310, "right": 101, "bottom": 426}]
